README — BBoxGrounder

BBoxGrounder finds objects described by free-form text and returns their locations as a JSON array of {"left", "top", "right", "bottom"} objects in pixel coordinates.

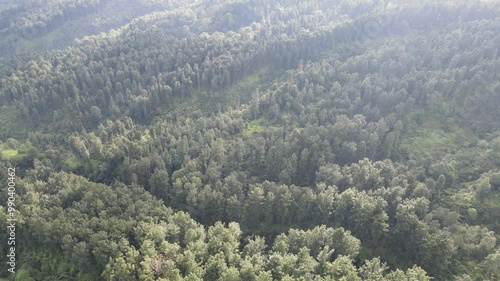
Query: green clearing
[
  {"left": 154, "top": 65, "right": 283, "bottom": 140},
  {"left": 225, "top": 66, "right": 272, "bottom": 106},
  {"left": 158, "top": 66, "right": 276, "bottom": 122},
  {"left": 244, "top": 117, "right": 266, "bottom": 136},
  {"left": 2, "top": 149, "right": 18, "bottom": 158},
  {"left": 243, "top": 116, "right": 282, "bottom": 137},
  {"left": 398, "top": 127, "right": 461, "bottom": 160},
  {"left": 202, "top": 65, "right": 274, "bottom": 114},
  {"left": 396, "top": 108, "right": 474, "bottom": 162},
  {"left": 1, "top": 148, "right": 26, "bottom": 162}
]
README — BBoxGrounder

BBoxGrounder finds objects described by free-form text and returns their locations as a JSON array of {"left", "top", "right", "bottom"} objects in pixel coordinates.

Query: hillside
[{"left": 0, "top": 0, "right": 499, "bottom": 280}]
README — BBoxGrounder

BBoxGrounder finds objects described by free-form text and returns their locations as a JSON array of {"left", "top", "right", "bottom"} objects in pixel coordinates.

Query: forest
[{"left": 0, "top": 0, "right": 499, "bottom": 280}]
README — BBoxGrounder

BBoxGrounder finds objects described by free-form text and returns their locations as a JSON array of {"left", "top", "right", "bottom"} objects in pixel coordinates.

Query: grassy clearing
[
  {"left": 244, "top": 118, "right": 266, "bottom": 136},
  {"left": 198, "top": 65, "right": 273, "bottom": 114},
  {"left": 398, "top": 128, "right": 461, "bottom": 160},
  {"left": 157, "top": 66, "right": 276, "bottom": 123},
  {"left": 243, "top": 116, "right": 282, "bottom": 137},
  {"left": 0, "top": 138, "right": 27, "bottom": 162},
  {"left": 396, "top": 107, "right": 475, "bottom": 162},
  {"left": 2, "top": 149, "right": 18, "bottom": 158},
  {"left": 1, "top": 148, "right": 26, "bottom": 162},
  {"left": 226, "top": 66, "right": 272, "bottom": 105}
]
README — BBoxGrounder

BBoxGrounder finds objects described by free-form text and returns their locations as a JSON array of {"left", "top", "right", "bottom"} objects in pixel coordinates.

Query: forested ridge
[{"left": 0, "top": 0, "right": 499, "bottom": 280}]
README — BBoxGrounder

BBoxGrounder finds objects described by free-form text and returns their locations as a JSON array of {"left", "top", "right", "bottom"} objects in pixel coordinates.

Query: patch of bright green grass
[
  {"left": 244, "top": 118, "right": 266, "bottom": 136},
  {"left": 2, "top": 149, "right": 18, "bottom": 158},
  {"left": 445, "top": 173, "right": 500, "bottom": 231},
  {"left": 399, "top": 128, "right": 461, "bottom": 160},
  {"left": 243, "top": 117, "right": 281, "bottom": 137},
  {"left": 1, "top": 148, "right": 26, "bottom": 162}
]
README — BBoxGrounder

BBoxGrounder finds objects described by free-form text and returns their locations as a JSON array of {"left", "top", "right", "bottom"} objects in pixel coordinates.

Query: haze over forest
[{"left": 0, "top": 0, "right": 499, "bottom": 280}]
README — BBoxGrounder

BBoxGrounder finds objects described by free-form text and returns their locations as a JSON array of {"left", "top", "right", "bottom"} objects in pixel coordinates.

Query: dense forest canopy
[{"left": 0, "top": 0, "right": 499, "bottom": 280}]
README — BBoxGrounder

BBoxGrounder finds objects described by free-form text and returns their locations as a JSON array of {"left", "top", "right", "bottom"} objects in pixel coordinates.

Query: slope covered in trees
[{"left": 0, "top": 0, "right": 499, "bottom": 280}]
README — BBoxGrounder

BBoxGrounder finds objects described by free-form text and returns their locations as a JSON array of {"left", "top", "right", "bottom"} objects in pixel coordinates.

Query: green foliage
[
  {"left": 1, "top": 149, "right": 18, "bottom": 159},
  {"left": 490, "top": 173, "right": 500, "bottom": 189},
  {"left": 0, "top": 106, "right": 30, "bottom": 140},
  {"left": 0, "top": 0, "right": 499, "bottom": 280},
  {"left": 62, "top": 154, "right": 84, "bottom": 171},
  {"left": 0, "top": 140, "right": 30, "bottom": 164},
  {"left": 398, "top": 120, "right": 463, "bottom": 162},
  {"left": 244, "top": 117, "right": 266, "bottom": 136}
]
